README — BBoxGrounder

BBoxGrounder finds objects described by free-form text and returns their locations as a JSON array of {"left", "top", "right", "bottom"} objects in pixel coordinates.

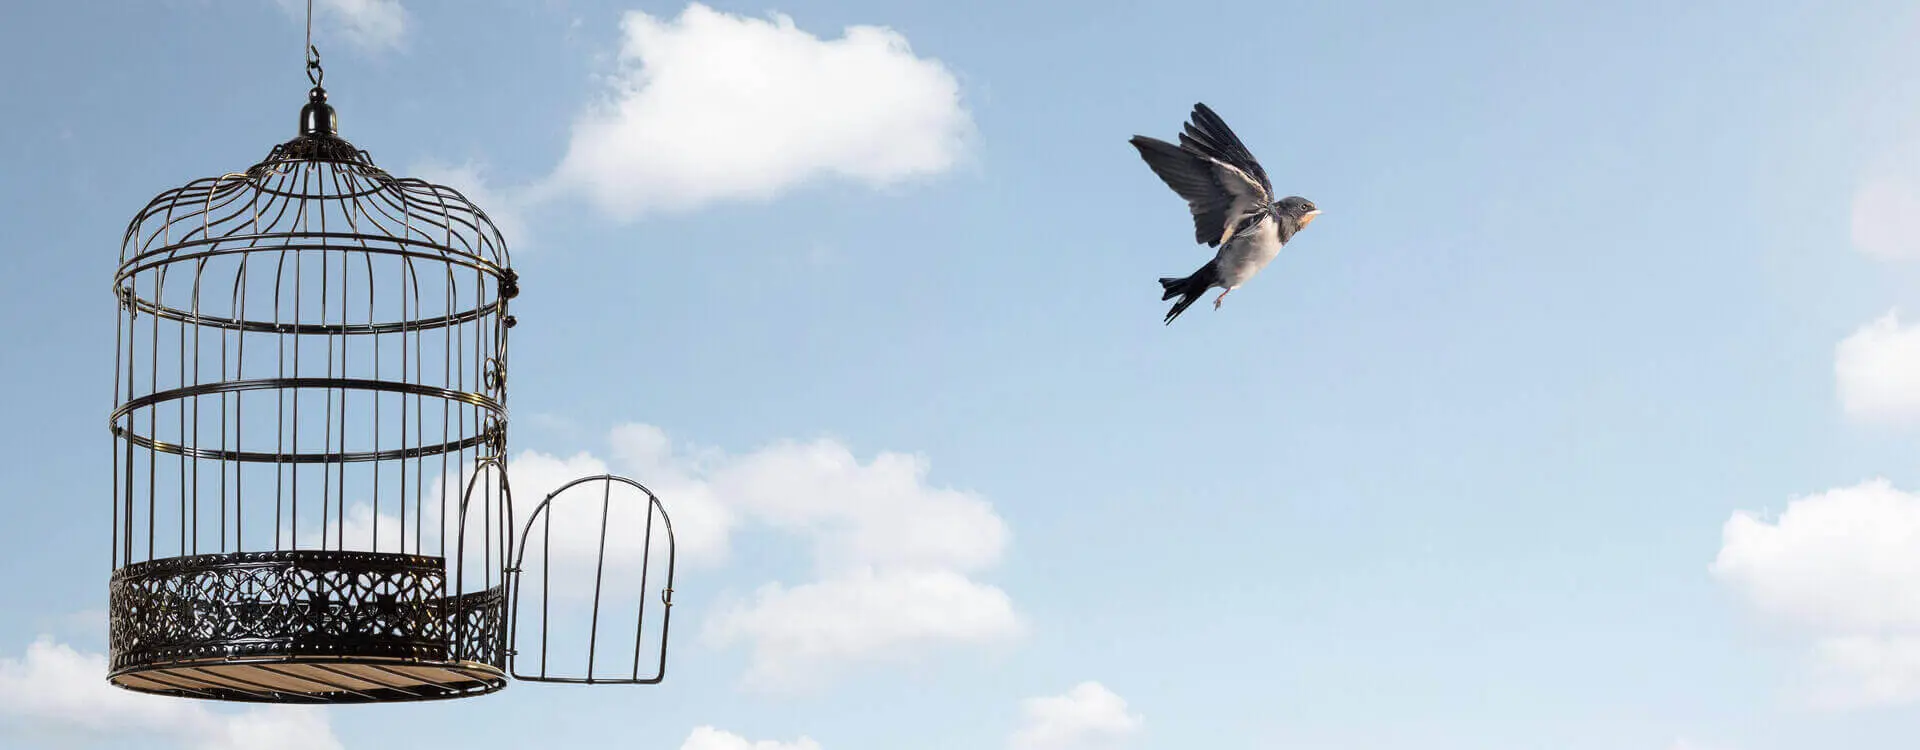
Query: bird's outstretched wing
[
  {"left": 1129, "top": 103, "right": 1273, "bottom": 248},
  {"left": 1178, "top": 103, "right": 1274, "bottom": 198}
]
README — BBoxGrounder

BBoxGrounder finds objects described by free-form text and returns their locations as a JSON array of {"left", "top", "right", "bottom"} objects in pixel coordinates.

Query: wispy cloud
[
  {"left": 279, "top": 0, "right": 408, "bottom": 53},
  {"left": 1836, "top": 310, "right": 1920, "bottom": 424},
  {"left": 1009, "top": 682, "right": 1143, "bottom": 750},
  {"left": 411, "top": 159, "right": 536, "bottom": 251},
  {"left": 679, "top": 725, "right": 822, "bottom": 750}
]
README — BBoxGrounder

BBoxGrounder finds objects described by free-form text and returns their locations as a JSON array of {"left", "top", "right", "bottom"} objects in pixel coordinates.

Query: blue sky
[{"left": 6, "top": 0, "right": 1920, "bottom": 748}]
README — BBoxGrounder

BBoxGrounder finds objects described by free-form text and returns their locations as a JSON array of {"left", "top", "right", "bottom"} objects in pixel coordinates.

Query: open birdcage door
[{"left": 507, "top": 475, "right": 676, "bottom": 684}]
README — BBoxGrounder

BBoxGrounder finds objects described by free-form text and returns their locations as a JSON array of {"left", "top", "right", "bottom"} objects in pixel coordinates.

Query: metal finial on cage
[{"left": 106, "top": 8, "right": 676, "bottom": 704}]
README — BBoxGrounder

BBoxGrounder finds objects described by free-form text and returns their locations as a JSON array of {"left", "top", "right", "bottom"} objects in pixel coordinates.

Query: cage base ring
[{"left": 109, "top": 655, "right": 506, "bottom": 703}]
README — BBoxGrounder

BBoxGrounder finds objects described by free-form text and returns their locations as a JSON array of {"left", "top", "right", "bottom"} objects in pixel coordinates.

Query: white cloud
[
  {"left": 553, "top": 424, "right": 1016, "bottom": 690},
  {"left": 679, "top": 726, "right": 821, "bottom": 750},
  {"left": 1009, "top": 682, "right": 1143, "bottom": 750},
  {"left": 628, "top": 427, "right": 1017, "bottom": 690},
  {"left": 1853, "top": 175, "right": 1920, "bottom": 260},
  {"left": 1712, "top": 479, "right": 1920, "bottom": 632},
  {"left": 696, "top": 435, "right": 1007, "bottom": 574},
  {"left": 705, "top": 566, "right": 1019, "bottom": 689},
  {"left": 1836, "top": 310, "right": 1920, "bottom": 423},
  {"left": 539, "top": 3, "right": 972, "bottom": 219},
  {"left": 1712, "top": 479, "right": 1920, "bottom": 707},
  {"left": 0, "top": 638, "right": 342, "bottom": 750},
  {"left": 411, "top": 161, "right": 535, "bottom": 251}
]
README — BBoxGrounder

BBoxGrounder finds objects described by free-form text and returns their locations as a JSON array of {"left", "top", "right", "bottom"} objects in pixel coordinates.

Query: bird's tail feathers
[
  {"left": 1159, "top": 262, "right": 1217, "bottom": 325},
  {"left": 1157, "top": 276, "right": 1186, "bottom": 301}
]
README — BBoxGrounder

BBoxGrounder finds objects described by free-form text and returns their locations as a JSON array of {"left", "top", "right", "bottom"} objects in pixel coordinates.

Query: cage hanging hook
[{"left": 306, "top": 45, "right": 324, "bottom": 88}]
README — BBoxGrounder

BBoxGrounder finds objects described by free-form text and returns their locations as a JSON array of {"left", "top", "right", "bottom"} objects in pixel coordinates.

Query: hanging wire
[{"left": 304, "top": 0, "right": 324, "bottom": 87}]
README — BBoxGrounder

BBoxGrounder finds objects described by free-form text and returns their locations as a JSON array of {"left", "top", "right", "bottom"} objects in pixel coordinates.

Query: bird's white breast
[{"left": 1215, "top": 216, "right": 1283, "bottom": 289}]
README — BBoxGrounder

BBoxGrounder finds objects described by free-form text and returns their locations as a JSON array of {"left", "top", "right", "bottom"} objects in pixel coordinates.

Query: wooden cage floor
[{"left": 110, "top": 656, "right": 506, "bottom": 703}]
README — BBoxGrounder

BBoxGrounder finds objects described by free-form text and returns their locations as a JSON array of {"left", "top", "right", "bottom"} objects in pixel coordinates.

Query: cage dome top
[{"left": 118, "top": 82, "right": 516, "bottom": 287}]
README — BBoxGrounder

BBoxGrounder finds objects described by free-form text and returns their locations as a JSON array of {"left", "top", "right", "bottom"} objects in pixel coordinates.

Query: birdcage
[{"left": 107, "top": 41, "right": 676, "bottom": 704}]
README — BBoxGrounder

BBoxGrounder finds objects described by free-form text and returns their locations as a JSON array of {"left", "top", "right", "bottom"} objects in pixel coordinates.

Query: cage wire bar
[{"left": 106, "top": 49, "right": 675, "bottom": 703}]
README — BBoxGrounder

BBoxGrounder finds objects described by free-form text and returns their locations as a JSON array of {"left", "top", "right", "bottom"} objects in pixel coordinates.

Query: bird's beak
[{"left": 1299, "top": 209, "right": 1322, "bottom": 228}]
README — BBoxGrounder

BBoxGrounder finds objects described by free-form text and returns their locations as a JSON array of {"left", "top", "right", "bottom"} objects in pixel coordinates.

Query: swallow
[{"left": 1129, "top": 103, "right": 1320, "bottom": 324}]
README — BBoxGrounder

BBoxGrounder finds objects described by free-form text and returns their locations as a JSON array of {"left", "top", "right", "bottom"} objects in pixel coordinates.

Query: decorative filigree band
[{"left": 109, "top": 550, "right": 505, "bottom": 673}]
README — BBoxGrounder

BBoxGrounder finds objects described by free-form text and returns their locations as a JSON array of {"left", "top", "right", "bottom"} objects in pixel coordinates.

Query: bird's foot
[{"left": 1214, "top": 290, "right": 1229, "bottom": 310}]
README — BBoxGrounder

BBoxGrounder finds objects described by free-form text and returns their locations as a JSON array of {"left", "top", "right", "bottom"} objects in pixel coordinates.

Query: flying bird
[{"left": 1129, "top": 103, "right": 1320, "bottom": 324}]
